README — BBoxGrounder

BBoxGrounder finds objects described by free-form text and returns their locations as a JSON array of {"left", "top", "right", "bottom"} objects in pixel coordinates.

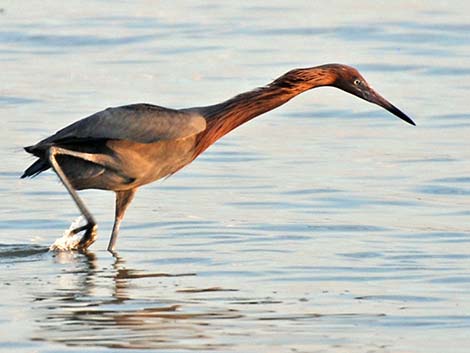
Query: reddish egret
[{"left": 22, "top": 64, "right": 415, "bottom": 252}]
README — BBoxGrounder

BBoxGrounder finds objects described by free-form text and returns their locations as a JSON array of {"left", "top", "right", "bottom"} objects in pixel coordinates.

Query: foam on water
[
  {"left": 49, "top": 216, "right": 87, "bottom": 251},
  {"left": 2, "top": 1, "right": 470, "bottom": 352}
]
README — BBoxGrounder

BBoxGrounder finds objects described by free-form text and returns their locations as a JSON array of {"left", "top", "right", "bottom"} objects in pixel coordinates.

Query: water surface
[{"left": 1, "top": 1, "right": 470, "bottom": 352}]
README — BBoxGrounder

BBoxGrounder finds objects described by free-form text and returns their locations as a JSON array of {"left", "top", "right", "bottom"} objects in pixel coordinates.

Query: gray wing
[{"left": 38, "top": 103, "right": 207, "bottom": 145}]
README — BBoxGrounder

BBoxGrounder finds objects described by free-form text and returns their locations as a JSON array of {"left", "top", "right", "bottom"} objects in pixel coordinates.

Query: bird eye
[{"left": 354, "top": 79, "right": 362, "bottom": 86}]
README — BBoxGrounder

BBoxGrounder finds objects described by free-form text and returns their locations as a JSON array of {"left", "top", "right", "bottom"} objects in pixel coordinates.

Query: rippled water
[{"left": 1, "top": 1, "right": 470, "bottom": 352}]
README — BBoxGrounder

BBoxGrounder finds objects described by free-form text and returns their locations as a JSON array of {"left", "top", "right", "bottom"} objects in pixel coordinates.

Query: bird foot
[
  {"left": 49, "top": 222, "right": 97, "bottom": 252},
  {"left": 75, "top": 224, "right": 98, "bottom": 251},
  {"left": 69, "top": 224, "right": 88, "bottom": 235}
]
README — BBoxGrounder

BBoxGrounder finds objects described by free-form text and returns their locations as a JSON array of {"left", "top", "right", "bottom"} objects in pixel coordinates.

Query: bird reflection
[
  {"left": 111, "top": 252, "right": 131, "bottom": 303},
  {"left": 31, "top": 251, "right": 239, "bottom": 350}
]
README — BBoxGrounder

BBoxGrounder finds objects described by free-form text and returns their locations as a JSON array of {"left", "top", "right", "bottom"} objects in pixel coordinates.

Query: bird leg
[
  {"left": 47, "top": 146, "right": 97, "bottom": 250},
  {"left": 107, "top": 188, "right": 137, "bottom": 253}
]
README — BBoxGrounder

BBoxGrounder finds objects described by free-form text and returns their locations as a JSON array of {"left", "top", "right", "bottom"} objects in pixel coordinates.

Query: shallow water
[{"left": 1, "top": 1, "right": 470, "bottom": 352}]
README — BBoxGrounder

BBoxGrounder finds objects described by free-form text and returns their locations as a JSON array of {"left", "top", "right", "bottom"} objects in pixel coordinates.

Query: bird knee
[{"left": 46, "top": 146, "right": 60, "bottom": 161}]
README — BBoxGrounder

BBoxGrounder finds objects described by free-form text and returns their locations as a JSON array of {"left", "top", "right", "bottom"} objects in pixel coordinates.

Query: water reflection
[
  {"left": 2, "top": 0, "right": 470, "bottom": 351},
  {"left": 31, "top": 252, "right": 239, "bottom": 350}
]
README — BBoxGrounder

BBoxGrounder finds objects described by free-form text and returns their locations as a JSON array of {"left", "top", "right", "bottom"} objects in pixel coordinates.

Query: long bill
[{"left": 367, "top": 89, "right": 416, "bottom": 126}]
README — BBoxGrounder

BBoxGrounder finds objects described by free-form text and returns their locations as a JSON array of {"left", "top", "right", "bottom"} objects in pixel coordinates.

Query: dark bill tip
[
  {"left": 386, "top": 103, "right": 416, "bottom": 126},
  {"left": 368, "top": 90, "right": 416, "bottom": 126}
]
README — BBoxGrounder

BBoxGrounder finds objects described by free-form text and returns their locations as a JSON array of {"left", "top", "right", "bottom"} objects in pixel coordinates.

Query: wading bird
[{"left": 22, "top": 64, "right": 415, "bottom": 252}]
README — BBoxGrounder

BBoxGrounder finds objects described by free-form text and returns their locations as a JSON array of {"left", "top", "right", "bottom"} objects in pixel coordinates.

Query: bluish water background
[{"left": 1, "top": 1, "right": 470, "bottom": 352}]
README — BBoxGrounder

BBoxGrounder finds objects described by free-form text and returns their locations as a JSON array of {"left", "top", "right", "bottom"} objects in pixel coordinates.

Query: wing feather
[{"left": 37, "top": 103, "right": 206, "bottom": 146}]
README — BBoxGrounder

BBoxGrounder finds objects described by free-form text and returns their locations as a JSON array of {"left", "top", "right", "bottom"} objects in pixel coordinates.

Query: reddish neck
[{"left": 192, "top": 66, "right": 336, "bottom": 156}]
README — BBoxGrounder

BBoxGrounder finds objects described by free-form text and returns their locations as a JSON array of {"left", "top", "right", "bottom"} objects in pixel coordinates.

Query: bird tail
[
  {"left": 21, "top": 159, "right": 50, "bottom": 178},
  {"left": 21, "top": 146, "right": 50, "bottom": 178}
]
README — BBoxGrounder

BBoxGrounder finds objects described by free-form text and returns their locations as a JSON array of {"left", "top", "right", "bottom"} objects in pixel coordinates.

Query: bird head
[{"left": 327, "top": 64, "right": 416, "bottom": 126}]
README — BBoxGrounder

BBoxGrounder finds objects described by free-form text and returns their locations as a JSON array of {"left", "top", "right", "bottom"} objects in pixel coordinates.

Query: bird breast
[{"left": 106, "top": 136, "right": 198, "bottom": 187}]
